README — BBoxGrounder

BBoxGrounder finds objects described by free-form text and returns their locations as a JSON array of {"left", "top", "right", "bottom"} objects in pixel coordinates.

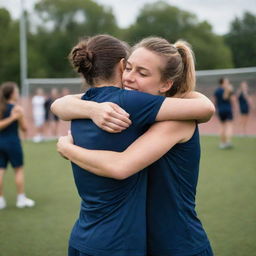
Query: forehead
[{"left": 128, "top": 47, "right": 164, "bottom": 71}]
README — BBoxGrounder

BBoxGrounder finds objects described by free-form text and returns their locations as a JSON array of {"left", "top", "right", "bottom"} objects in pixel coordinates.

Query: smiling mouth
[{"left": 124, "top": 86, "right": 137, "bottom": 91}]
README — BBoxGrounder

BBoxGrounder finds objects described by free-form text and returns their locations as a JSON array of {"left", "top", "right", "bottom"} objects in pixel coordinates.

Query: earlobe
[
  {"left": 119, "top": 58, "right": 126, "bottom": 73},
  {"left": 160, "top": 80, "right": 173, "bottom": 93}
]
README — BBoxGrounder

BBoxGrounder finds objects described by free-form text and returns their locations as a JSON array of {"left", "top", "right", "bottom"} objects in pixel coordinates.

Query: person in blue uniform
[
  {"left": 237, "top": 81, "right": 252, "bottom": 135},
  {"left": 0, "top": 82, "right": 35, "bottom": 209},
  {"left": 214, "top": 77, "right": 235, "bottom": 149},
  {"left": 44, "top": 88, "right": 60, "bottom": 137},
  {"left": 54, "top": 36, "right": 214, "bottom": 256}
]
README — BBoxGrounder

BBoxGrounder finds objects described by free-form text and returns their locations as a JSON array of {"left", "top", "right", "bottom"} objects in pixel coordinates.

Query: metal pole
[{"left": 19, "top": 0, "right": 28, "bottom": 97}]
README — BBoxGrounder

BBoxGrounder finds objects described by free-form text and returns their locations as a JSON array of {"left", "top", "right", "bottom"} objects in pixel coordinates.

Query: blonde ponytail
[{"left": 174, "top": 40, "right": 196, "bottom": 94}]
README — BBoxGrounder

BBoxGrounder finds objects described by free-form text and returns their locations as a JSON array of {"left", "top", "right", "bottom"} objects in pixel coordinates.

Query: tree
[
  {"left": 124, "top": 1, "right": 233, "bottom": 70},
  {"left": 0, "top": 8, "right": 20, "bottom": 84},
  {"left": 225, "top": 12, "right": 256, "bottom": 67},
  {"left": 28, "top": 0, "right": 119, "bottom": 78}
]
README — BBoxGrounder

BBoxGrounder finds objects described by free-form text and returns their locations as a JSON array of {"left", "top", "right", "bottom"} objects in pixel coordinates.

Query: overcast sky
[{"left": 1, "top": 0, "right": 255, "bottom": 34}]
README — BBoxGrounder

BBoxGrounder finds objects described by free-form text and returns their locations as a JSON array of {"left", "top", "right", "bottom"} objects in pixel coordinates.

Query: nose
[{"left": 124, "top": 70, "right": 135, "bottom": 83}]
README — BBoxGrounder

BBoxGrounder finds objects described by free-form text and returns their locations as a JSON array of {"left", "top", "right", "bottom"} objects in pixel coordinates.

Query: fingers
[
  {"left": 111, "top": 103, "right": 129, "bottom": 117},
  {"left": 101, "top": 125, "right": 122, "bottom": 133},
  {"left": 109, "top": 103, "right": 132, "bottom": 127},
  {"left": 95, "top": 102, "right": 132, "bottom": 132},
  {"left": 109, "top": 111, "right": 132, "bottom": 127}
]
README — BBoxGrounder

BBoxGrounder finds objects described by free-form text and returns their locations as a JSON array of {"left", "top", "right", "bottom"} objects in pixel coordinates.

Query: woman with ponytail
[
  {"left": 53, "top": 35, "right": 214, "bottom": 256},
  {"left": 0, "top": 82, "right": 35, "bottom": 210}
]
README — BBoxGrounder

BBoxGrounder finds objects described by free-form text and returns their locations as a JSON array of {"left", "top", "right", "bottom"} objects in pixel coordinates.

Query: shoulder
[{"left": 151, "top": 120, "right": 195, "bottom": 143}]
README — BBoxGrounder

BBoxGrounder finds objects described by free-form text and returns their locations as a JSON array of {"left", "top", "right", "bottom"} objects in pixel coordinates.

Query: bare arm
[
  {"left": 0, "top": 116, "right": 17, "bottom": 130},
  {"left": 57, "top": 121, "right": 195, "bottom": 180},
  {"left": 156, "top": 91, "right": 215, "bottom": 123},
  {"left": 51, "top": 94, "right": 132, "bottom": 133},
  {"left": 0, "top": 105, "right": 21, "bottom": 130},
  {"left": 52, "top": 91, "right": 214, "bottom": 133},
  {"left": 17, "top": 107, "right": 28, "bottom": 133}
]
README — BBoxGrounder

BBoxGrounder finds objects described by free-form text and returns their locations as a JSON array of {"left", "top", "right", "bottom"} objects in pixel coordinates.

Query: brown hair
[
  {"left": 0, "top": 82, "right": 17, "bottom": 118},
  {"left": 69, "top": 34, "right": 130, "bottom": 86},
  {"left": 133, "top": 37, "right": 196, "bottom": 96}
]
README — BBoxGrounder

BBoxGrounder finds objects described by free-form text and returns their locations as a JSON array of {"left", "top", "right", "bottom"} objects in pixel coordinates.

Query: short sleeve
[{"left": 121, "top": 90, "right": 165, "bottom": 128}]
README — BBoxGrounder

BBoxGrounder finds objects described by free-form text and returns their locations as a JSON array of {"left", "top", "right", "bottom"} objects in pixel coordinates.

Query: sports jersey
[
  {"left": 32, "top": 95, "right": 45, "bottom": 116},
  {"left": 147, "top": 125, "right": 211, "bottom": 256},
  {"left": 214, "top": 87, "right": 232, "bottom": 114},
  {"left": 0, "top": 104, "right": 23, "bottom": 168},
  {"left": 70, "top": 86, "right": 165, "bottom": 256},
  {"left": 238, "top": 92, "right": 249, "bottom": 114}
]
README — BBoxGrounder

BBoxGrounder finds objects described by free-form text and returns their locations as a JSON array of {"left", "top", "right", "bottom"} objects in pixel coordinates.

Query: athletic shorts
[
  {"left": 68, "top": 246, "right": 92, "bottom": 256},
  {"left": 218, "top": 111, "right": 233, "bottom": 122},
  {"left": 0, "top": 141, "right": 23, "bottom": 168}
]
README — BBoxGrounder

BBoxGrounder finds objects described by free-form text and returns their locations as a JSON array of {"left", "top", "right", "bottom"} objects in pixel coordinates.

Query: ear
[
  {"left": 119, "top": 58, "right": 126, "bottom": 73},
  {"left": 159, "top": 80, "right": 173, "bottom": 94}
]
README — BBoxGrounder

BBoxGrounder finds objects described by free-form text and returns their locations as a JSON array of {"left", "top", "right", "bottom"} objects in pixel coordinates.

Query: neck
[{"left": 94, "top": 81, "right": 122, "bottom": 88}]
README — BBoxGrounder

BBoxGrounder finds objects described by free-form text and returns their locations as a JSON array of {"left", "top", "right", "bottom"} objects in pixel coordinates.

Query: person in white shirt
[{"left": 32, "top": 88, "right": 46, "bottom": 142}]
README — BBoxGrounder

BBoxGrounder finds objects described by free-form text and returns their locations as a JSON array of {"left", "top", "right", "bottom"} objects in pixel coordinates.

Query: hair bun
[{"left": 70, "top": 44, "right": 94, "bottom": 74}]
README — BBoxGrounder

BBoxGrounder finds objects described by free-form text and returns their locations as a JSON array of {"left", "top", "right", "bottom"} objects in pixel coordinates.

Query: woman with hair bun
[
  {"left": 52, "top": 35, "right": 214, "bottom": 256},
  {"left": 0, "top": 82, "right": 35, "bottom": 209}
]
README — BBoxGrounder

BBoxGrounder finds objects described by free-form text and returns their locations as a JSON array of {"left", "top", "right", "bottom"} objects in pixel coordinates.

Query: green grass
[{"left": 0, "top": 137, "right": 255, "bottom": 256}]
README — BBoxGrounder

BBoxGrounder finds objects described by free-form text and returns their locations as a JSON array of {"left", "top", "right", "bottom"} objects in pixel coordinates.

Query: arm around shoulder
[{"left": 156, "top": 92, "right": 215, "bottom": 123}]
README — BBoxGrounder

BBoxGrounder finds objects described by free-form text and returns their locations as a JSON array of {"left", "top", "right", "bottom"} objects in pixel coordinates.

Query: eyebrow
[{"left": 126, "top": 61, "right": 150, "bottom": 72}]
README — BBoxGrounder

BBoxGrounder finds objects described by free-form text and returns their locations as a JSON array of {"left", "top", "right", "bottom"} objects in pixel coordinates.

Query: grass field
[{"left": 0, "top": 136, "right": 255, "bottom": 256}]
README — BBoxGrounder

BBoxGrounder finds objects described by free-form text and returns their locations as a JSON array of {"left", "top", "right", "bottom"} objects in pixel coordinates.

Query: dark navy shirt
[
  {"left": 147, "top": 125, "right": 210, "bottom": 256},
  {"left": 214, "top": 87, "right": 232, "bottom": 114},
  {"left": 70, "top": 86, "right": 165, "bottom": 256},
  {"left": 0, "top": 104, "right": 19, "bottom": 140},
  {"left": 238, "top": 92, "right": 249, "bottom": 114}
]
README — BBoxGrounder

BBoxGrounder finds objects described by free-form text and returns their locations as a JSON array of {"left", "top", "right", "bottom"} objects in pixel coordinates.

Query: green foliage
[
  {"left": 123, "top": 1, "right": 233, "bottom": 70},
  {"left": 28, "top": 0, "right": 120, "bottom": 78},
  {"left": 225, "top": 12, "right": 256, "bottom": 67},
  {"left": 1, "top": 0, "right": 254, "bottom": 83},
  {"left": 0, "top": 8, "right": 20, "bottom": 85}
]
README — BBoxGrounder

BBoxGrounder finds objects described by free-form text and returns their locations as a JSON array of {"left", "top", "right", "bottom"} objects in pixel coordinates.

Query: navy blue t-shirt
[
  {"left": 0, "top": 104, "right": 23, "bottom": 168},
  {"left": 147, "top": 125, "right": 211, "bottom": 256},
  {"left": 70, "top": 86, "right": 165, "bottom": 256},
  {"left": 238, "top": 92, "right": 249, "bottom": 114},
  {"left": 0, "top": 104, "right": 19, "bottom": 139},
  {"left": 214, "top": 87, "right": 232, "bottom": 114}
]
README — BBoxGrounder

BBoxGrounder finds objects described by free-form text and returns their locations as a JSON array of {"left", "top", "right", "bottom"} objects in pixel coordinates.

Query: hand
[
  {"left": 91, "top": 102, "right": 132, "bottom": 133},
  {"left": 10, "top": 105, "right": 23, "bottom": 120},
  {"left": 57, "top": 132, "right": 74, "bottom": 159}
]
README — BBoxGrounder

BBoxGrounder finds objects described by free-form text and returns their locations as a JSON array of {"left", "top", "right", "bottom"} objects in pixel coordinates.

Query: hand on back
[{"left": 92, "top": 102, "right": 132, "bottom": 133}]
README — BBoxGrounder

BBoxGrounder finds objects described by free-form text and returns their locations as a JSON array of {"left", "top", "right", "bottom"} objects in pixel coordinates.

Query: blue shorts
[
  {"left": 68, "top": 246, "right": 92, "bottom": 256},
  {"left": 218, "top": 111, "right": 233, "bottom": 122},
  {"left": 0, "top": 140, "right": 23, "bottom": 169}
]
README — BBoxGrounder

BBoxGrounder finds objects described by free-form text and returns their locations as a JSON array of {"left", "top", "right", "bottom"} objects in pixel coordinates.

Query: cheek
[{"left": 139, "top": 79, "right": 159, "bottom": 94}]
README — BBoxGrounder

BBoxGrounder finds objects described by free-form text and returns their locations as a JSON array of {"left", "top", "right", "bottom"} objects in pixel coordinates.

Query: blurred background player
[
  {"left": 44, "top": 88, "right": 60, "bottom": 138},
  {"left": 0, "top": 82, "right": 35, "bottom": 209},
  {"left": 214, "top": 77, "right": 236, "bottom": 149},
  {"left": 236, "top": 81, "right": 253, "bottom": 136},
  {"left": 32, "top": 88, "right": 46, "bottom": 142}
]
